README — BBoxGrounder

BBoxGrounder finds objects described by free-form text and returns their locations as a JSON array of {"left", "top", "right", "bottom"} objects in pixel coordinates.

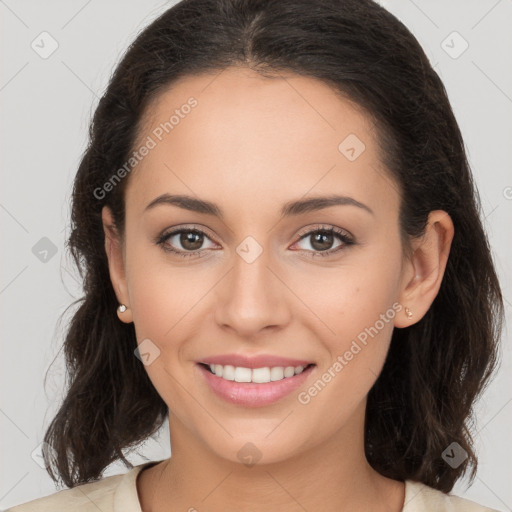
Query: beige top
[{"left": 7, "top": 461, "right": 500, "bottom": 512}]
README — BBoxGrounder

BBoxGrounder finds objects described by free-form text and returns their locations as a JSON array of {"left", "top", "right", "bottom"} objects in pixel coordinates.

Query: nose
[{"left": 214, "top": 243, "right": 291, "bottom": 338}]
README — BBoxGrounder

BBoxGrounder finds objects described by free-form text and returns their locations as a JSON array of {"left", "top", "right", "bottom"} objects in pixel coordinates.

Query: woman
[{"left": 9, "top": 0, "right": 504, "bottom": 510}]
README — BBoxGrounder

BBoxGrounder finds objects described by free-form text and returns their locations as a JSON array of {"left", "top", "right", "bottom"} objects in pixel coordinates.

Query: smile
[
  {"left": 196, "top": 362, "right": 316, "bottom": 407},
  {"left": 202, "top": 363, "right": 311, "bottom": 383}
]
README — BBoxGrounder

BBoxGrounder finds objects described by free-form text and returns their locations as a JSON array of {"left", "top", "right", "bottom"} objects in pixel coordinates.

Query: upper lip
[{"left": 198, "top": 354, "right": 314, "bottom": 369}]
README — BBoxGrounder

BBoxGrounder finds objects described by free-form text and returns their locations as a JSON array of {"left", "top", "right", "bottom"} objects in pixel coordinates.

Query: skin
[{"left": 102, "top": 66, "right": 454, "bottom": 511}]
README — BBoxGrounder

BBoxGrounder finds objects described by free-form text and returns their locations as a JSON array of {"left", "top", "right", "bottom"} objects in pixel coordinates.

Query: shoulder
[
  {"left": 6, "top": 473, "right": 124, "bottom": 512},
  {"left": 5, "top": 462, "right": 157, "bottom": 512},
  {"left": 403, "top": 480, "right": 501, "bottom": 512}
]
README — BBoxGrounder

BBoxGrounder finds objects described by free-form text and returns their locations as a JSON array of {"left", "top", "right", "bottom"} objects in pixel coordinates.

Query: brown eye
[
  {"left": 156, "top": 227, "right": 217, "bottom": 258},
  {"left": 293, "top": 226, "right": 355, "bottom": 258},
  {"left": 309, "top": 231, "right": 336, "bottom": 251},
  {"left": 178, "top": 230, "right": 204, "bottom": 251}
]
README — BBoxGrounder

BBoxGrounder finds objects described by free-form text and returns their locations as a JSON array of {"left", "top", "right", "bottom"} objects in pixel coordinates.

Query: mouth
[
  {"left": 198, "top": 362, "right": 316, "bottom": 383},
  {"left": 195, "top": 362, "right": 317, "bottom": 407}
]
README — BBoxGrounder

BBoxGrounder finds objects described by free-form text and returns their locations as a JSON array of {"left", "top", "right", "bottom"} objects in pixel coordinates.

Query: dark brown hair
[{"left": 42, "top": 0, "right": 504, "bottom": 493}]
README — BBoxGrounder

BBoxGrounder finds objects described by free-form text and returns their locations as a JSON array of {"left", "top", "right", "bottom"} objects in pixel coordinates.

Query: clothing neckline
[
  {"left": 114, "top": 461, "right": 424, "bottom": 512},
  {"left": 113, "top": 460, "right": 163, "bottom": 512}
]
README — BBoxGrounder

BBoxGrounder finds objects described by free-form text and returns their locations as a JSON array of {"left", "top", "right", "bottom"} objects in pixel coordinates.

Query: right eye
[{"left": 156, "top": 226, "right": 218, "bottom": 258}]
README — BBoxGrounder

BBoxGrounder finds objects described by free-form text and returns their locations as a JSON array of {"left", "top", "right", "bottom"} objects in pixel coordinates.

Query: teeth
[
  {"left": 205, "top": 363, "right": 308, "bottom": 383},
  {"left": 235, "top": 366, "right": 252, "bottom": 382},
  {"left": 270, "top": 367, "right": 284, "bottom": 381},
  {"left": 253, "top": 367, "right": 271, "bottom": 383}
]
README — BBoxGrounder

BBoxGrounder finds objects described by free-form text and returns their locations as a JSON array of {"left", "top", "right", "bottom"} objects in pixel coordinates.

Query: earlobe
[
  {"left": 102, "top": 206, "right": 133, "bottom": 324},
  {"left": 116, "top": 303, "right": 132, "bottom": 323},
  {"left": 395, "top": 210, "right": 454, "bottom": 328}
]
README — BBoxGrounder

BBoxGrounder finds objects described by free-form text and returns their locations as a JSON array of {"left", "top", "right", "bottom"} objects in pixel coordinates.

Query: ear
[
  {"left": 102, "top": 206, "right": 133, "bottom": 324},
  {"left": 394, "top": 210, "right": 454, "bottom": 328}
]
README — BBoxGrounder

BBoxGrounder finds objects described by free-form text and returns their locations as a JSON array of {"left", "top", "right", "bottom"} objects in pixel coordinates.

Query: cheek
[
  {"left": 295, "top": 274, "right": 399, "bottom": 430},
  {"left": 291, "top": 244, "right": 402, "bottom": 397},
  {"left": 291, "top": 254, "right": 402, "bottom": 346},
  {"left": 124, "top": 251, "right": 204, "bottom": 409},
  {"left": 126, "top": 237, "right": 210, "bottom": 339}
]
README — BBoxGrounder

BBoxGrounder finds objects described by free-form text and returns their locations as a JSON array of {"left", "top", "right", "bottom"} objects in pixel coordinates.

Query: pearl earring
[
  {"left": 118, "top": 304, "right": 127, "bottom": 313},
  {"left": 405, "top": 307, "right": 412, "bottom": 319}
]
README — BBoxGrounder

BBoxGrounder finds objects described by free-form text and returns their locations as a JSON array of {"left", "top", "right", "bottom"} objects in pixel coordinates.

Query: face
[{"left": 102, "top": 66, "right": 440, "bottom": 466}]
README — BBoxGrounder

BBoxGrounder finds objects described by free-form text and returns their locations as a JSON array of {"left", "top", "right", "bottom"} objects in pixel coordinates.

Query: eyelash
[{"left": 155, "top": 224, "right": 355, "bottom": 259}]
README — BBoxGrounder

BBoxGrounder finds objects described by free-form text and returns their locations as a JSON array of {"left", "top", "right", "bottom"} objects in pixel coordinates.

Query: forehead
[{"left": 125, "top": 66, "right": 398, "bottom": 219}]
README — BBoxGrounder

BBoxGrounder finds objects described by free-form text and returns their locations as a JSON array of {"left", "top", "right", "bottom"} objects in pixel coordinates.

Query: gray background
[{"left": 1, "top": 0, "right": 511, "bottom": 510}]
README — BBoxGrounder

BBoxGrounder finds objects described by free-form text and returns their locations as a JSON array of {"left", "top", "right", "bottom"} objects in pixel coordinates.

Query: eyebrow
[{"left": 144, "top": 193, "right": 374, "bottom": 218}]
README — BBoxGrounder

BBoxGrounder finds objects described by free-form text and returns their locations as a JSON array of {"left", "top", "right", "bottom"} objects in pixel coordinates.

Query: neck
[{"left": 137, "top": 404, "right": 405, "bottom": 512}]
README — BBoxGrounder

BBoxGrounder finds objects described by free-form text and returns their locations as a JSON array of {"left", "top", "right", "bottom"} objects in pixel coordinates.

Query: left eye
[{"left": 292, "top": 228, "right": 354, "bottom": 256}]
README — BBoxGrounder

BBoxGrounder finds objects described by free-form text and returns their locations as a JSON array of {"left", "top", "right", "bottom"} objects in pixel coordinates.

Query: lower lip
[{"left": 196, "top": 363, "right": 316, "bottom": 407}]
